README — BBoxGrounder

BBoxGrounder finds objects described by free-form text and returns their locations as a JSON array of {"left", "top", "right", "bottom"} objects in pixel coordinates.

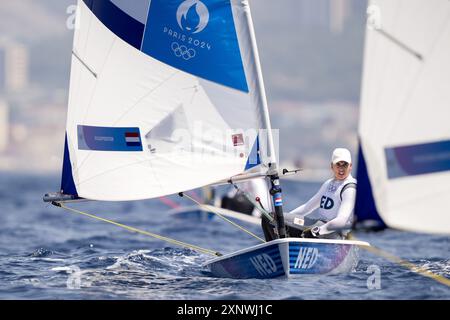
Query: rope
[
  {"left": 180, "top": 193, "right": 266, "bottom": 243},
  {"left": 53, "top": 202, "right": 221, "bottom": 257},
  {"left": 230, "top": 182, "right": 274, "bottom": 223},
  {"left": 348, "top": 234, "right": 450, "bottom": 287}
]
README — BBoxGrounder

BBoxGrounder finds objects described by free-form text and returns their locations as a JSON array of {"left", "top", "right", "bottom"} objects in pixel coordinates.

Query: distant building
[
  {"left": 297, "top": 0, "right": 352, "bottom": 34},
  {"left": 0, "top": 49, "right": 5, "bottom": 90},
  {"left": 330, "top": 0, "right": 352, "bottom": 34},
  {"left": 0, "top": 40, "right": 29, "bottom": 92},
  {"left": 0, "top": 100, "right": 9, "bottom": 153}
]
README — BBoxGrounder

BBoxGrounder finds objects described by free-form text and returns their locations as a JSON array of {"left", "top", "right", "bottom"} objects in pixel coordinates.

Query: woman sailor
[{"left": 287, "top": 148, "right": 357, "bottom": 239}]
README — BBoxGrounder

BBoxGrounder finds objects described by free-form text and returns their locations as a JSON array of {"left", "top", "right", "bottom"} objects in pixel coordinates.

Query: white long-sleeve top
[{"left": 284, "top": 175, "right": 357, "bottom": 235}]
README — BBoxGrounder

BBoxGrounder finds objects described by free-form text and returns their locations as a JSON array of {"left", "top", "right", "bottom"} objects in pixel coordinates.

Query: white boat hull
[{"left": 205, "top": 238, "right": 370, "bottom": 279}]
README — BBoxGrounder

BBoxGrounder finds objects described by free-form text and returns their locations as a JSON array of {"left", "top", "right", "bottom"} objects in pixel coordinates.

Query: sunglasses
[{"left": 334, "top": 162, "right": 350, "bottom": 169}]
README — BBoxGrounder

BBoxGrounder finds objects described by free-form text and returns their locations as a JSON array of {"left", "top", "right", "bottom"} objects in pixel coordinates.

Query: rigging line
[
  {"left": 376, "top": 28, "right": 423, "bottom": 61},
  {"left": 230, "top": 181, "right": 274, "bottom": 223},
  {"left": 111, "top": 71, "right": 180, "bottom": 127},
  {"left": 348, "top": 234, "right": 450, "bottom": 288},
  {"left": 181, "top": 193, "right": 266, "bottom": 243},
  {"left": 54, "top": 202, "right": 221, "bottom": 257},
  {"left": 72, "top": 50, "right": 97, "bottom": 78}
]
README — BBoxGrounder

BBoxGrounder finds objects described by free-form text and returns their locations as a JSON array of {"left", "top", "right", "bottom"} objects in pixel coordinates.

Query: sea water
[{"left": 0, "top": 172, "right": 449, "bottom": 300}]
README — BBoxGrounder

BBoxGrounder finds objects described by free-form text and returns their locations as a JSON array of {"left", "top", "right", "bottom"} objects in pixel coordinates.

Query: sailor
[{"left": 284, "top": 148, "right": 357, "bottom": 239}]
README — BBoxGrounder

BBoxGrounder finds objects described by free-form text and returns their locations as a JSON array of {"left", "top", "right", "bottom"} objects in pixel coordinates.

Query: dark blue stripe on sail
[
  {"left": 354, "top": 143, "right": 385, "bottom": 226},
  {"left": 385, "top": 139, "right": 450, "bottom": 179},
  {"left": 83, "top": 0, "right": 145, "bottom": 50},
  {"left": 61, "top": 134, "right": 79, "bottom": 197}
]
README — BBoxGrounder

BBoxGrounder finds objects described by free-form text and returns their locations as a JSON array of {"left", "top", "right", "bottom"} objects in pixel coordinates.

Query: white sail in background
[
  {"left": 358, "top": 0, "right": 450, "bottom": 234},
  {"left": 61, "top": 0, "right": 275, "bottom": 201}
]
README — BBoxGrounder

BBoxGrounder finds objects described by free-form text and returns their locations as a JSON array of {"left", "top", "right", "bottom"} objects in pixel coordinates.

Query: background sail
[
  {"left": 62, "top": 0, "right": 273, "bottom": 201},
  {"left": 357, "top": 0, "right": 450, "bottom": 234}
]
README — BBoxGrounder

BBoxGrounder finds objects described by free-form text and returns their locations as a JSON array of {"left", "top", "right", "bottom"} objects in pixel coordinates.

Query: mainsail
[
  {"left": 60, "top": 0, "right": 277, "bottom": 202},
  {"left": 356, "top": 0, "right": 450, "bottom": 234}
]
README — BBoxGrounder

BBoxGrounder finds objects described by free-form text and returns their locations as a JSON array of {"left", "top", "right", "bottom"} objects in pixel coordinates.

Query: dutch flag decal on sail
[{"left": 125, "top": 132, "right": 141, "bottom": 147}]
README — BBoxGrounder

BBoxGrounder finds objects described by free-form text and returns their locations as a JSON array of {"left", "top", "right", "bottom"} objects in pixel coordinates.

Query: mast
[{"left": 240, "top": 1, "right": 286, "bottom": 238}]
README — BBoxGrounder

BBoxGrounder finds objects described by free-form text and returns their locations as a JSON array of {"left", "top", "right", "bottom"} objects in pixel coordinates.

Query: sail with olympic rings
[{"left": 57, "top": 0, "right": 277, "bottom": 202}]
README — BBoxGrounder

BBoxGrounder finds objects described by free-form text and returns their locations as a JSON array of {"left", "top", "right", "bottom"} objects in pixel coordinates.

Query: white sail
[
  {"left": 61, "top": 0, "right": 275, "bottom": 201},
  {"left": 358, "top": 0, "right": 450, "bottom": 234}
]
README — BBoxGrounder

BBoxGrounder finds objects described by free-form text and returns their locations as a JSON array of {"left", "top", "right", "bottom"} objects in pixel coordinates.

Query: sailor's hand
[{"left": 301, "top": 226, "right": 320, "bottom": 238}]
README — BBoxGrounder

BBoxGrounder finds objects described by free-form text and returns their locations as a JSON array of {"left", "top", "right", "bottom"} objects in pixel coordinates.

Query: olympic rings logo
[{"left": 171, "top": 42, "right": 196, "bottom": 60}]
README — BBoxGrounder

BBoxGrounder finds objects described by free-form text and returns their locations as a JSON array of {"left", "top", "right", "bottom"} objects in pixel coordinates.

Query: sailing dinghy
[
  {"left": 206, "top": 238, "right": 369, "bottom": 279},
  {"left": 44, "top": 0, "right": 370, "bottom": 279}
]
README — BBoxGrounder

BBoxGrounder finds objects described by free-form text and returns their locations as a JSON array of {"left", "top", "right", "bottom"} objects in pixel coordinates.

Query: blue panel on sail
[
  {"left": 385, "top": 140, "right": 450, "bottom": 179},
  {"left": 355, "top": 144, "right": 385, "bottom": 227},
  {"left": 78, "top": 125, "right": 143, "bottom": 152},
  {"left": 83, "top": 0, "right": 145, "bottom": 49},
  {"left": 141, "top": 0, "right": 249, "bottom": 92},
  {"left": 245, "top": 137, "right": 260, "bottom": 170},
  {"left": 61, "top": 134, "right": 79, "bottom": 197}
]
